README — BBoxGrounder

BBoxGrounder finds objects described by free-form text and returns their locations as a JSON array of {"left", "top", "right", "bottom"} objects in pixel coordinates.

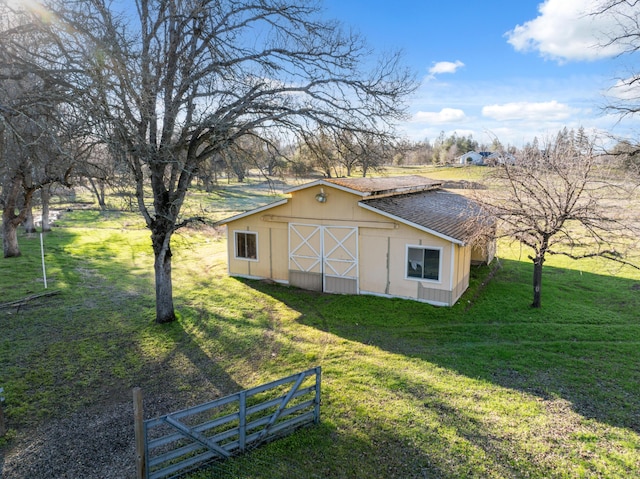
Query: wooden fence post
[
  {"left": 0, "top": 387, "right": 6, "bottom": 437},
  {"left": 133, "top": 387, "right": 146, "bottom": 479}
]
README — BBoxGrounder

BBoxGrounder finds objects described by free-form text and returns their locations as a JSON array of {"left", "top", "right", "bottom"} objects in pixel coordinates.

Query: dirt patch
[{"left": 1, "top": 395, "right": 177, "bottom": 479}]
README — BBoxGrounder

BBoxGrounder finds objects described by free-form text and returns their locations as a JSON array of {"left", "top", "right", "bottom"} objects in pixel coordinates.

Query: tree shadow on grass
[
  {"left": 0, "top": 228, "right": 249, "bottom": 479},
  {"left": 1, "top": 228, "right": 245, "bottom": 425},
  {"left": 237, "top": 258, "right": 640, "bottom": 436},
  {"left": 200, "top": 421, "right": 451, "bottom": 479}
]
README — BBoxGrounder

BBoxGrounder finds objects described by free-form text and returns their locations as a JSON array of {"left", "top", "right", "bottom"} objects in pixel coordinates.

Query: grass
[
  {"left": 1, "top": 174, "right": 639, "bottom": 478},
  {"left": 383, "top": 164, "right": 489, "bottom": 182}
]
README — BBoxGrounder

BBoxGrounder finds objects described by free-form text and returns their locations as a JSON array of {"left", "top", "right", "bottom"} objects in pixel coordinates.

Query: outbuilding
[{"left": 218, "top": 175, "right": 494, "bottom": 306}]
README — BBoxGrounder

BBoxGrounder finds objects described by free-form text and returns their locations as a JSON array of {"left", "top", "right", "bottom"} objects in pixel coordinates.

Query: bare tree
[
  {"left": 0, "top": 109, "right": 75, "bottom": 257},
  {"left": 611, "top": 139, "right": 640, "bottom": 175},
  {"left": 354, "top": 133, "right": 388, "bottom": 177},
  {"left": 332, "top": 130, "right": 387, "bottom": 177},
  {"left": 592, "top": 0, "right": 640, "bottom": 120},
  {"left": 48, "top": 0, "right": 415, "bottom": 323},
  {"left": 392, "top": 139, "right": 435, "bottom": 166},
  {"left": 0, "top": 3, "right": 78, "bottom": 257},
  {"left": 590, "top": 1, "right": 640, "bottom": 181},
  {"left": 219, "top": 135, "right": 277, "bottom": 183},
  {"left": 0, "top": 116, "right": 73, "bottom": 256},
  {"left": 74, "top": 142, "right": 136, "bottom": 211},
  {"left": 240, "top": 135, "right": 286, "bottom": 178},
  {"left": 297, "top": 128, "right": 340, "bottom": 178},
  {"left": 475, "top": 131, "right": 639, "bottom": 308}
]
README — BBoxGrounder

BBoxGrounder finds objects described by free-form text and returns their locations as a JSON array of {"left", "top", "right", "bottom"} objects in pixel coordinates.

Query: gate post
[{"left": 133, "top": 387, "right": 146, "bottom": 479}]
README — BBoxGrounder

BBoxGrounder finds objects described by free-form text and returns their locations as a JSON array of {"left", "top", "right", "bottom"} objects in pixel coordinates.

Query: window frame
[
  {"left": 234, "top": 230, "right": 258, "bottom": 261},
  {"left": 405, "top": 245, "right": 442, "bottom": 283}
]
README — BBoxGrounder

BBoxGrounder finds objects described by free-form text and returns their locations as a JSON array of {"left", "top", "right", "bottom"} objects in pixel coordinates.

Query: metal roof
[
  {"left": 323, "top": 175, "right": 442, "bottom": 195},
  {"left": 359, "top": 189, "right": 484, "bottom": 244},
  {"left": 285, "top": 175, "right": 442, "bottom": 197}
]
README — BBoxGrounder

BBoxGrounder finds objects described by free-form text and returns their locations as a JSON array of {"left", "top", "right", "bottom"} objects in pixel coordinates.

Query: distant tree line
[{"left": 193, "top": 131, "right": 517, "bottom": 185}]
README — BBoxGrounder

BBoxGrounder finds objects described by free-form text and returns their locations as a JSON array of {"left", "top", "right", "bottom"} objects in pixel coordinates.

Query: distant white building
[
  {"left": 458, "top": 151, "right": 486, "bottom": 165},
  {"left": 458, "top": 151, "right": 491, "bottom": 165},
  {"left": 458, "top": 151, "right": 516, "bottom": 166}
]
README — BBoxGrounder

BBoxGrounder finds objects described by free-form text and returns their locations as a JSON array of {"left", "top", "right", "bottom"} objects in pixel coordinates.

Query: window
[
  {"left": 406, "top": 246, "right": 441, "bottom": 281},
  {"left": 235, "top": 231, "right": 257, "bottom": 260}
]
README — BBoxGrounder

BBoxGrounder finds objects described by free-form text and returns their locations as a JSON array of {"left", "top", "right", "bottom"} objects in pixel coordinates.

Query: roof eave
[
  {"left": 215, "top": 198, "right": 290, "bottom": 225},
  {"left": 284, "top": 180, "right": 365, "bottom": 196}
]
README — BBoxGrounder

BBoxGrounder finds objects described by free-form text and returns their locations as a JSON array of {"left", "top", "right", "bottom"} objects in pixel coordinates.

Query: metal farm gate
[{"left": 134, "top": 367, "right": 321, "bottom": 479}]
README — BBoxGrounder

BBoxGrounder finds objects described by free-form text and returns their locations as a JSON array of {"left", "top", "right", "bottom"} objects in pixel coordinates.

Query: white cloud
[
  {"left": 482, "top": 100, "right": 578, "bottom": 121},
  {"left": 607, "top": 78, "right": 640, "bottom": 101},
  {"left": 505, "top": 0, "right": 628, "bottom": 62},
  {"left": 428, "top": 61, "right": 464, "bottom": 77},
  {"left": 413, "top": 108, "right": 466, "bottom": 124}
]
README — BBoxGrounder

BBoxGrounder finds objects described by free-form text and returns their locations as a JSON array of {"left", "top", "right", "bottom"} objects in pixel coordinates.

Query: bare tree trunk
[
  {"left": 88, "top": 177, "right": 107, "bottom": 210},
  {"left": 41, "top": 184, "right": 52, "bottom": 232},
  {"left": 2, "top": 211, "right": 22, "bottom": 257},
  {"left": 532, "top": 256, "right": 543, "bottom": 308},
  {"left": 24, "top": 204, "right": 37, "bottom": 233},
  {"left": 2, "top": 174, "right": 32, "bottom": 257},
  {"left": 531, "top": 238, "right": 550, "bottom": 308},
  {"left": 152, "top": 229, "right": 176, "bottom": 324}
]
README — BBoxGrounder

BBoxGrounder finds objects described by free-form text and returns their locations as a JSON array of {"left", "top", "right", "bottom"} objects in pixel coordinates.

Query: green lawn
[{"left": 1, "top": 179, "right": 639, "bottom": 478}]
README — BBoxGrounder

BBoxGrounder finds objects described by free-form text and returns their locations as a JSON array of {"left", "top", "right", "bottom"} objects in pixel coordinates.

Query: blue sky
[{"left": 322, "top": 0, "right": 640, "bottom": 147}]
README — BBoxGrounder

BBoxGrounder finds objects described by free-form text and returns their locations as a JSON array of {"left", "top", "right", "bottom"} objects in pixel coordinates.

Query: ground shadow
[
  {"left": 202, "top": 420, "right": 451, "bottom": 479},
  {"left": 238, "top": 258, "right": 640, "bottom": 435},
  {"left": 0, "top": 221, "right": 245, "bottom": 479}
]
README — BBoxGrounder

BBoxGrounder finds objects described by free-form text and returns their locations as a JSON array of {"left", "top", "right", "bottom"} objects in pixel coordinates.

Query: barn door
[
  {"left": 289, "top": 224, "right": 323, "bottom": 291},
  {"left": 288, "top": 224, "right": 358, "bottom": 294},
  {"left": 322, "top": 226, "right": 358, "bottom": 294}
]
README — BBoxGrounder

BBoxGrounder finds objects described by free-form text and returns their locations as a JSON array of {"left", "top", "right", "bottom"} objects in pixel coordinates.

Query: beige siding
[
  {"left": 225, "top": 184, "right": 473, "bottom": 306},
  {"left": 471, "top": 239, "right": 496, "bottom": 265},
  {"left": 358, "top": 233, "right": 391, "bottom": 295},
  {"left": 262, "top": 186, "right": 398, "bottom": 226},
  {"left": 452, "top": 272, "right": 470, "bottom": 304},
  {"left": 358, "top": 222, "right": 461, "bottom": 305},
  {"left": 449, "top": 244, "right": 471, "bottom": 305},
  {"left": 418, "top": 283, "right": 452, "bottom": 306},
  {"left": 226, "top": 220, "right": 289, "bottom": 282},
  {"left": 325, "top": 276, "right": 358, "bottom": 295},
  {"left": 289, "top": 271, "right": 322, "bottom": 291}
]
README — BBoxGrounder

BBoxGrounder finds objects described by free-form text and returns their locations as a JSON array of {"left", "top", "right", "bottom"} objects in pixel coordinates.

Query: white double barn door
[{"left": 288, "top": 223, "right": 358, "bottom": 294}]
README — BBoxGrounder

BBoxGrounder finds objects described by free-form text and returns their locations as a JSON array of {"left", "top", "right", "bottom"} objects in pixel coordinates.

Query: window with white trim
[
  {"left": 406, "top": 246, "right": 441, "bottom": 281},
  {"left": 235, "top": 231, "right": 257, "bottom": 260}
]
